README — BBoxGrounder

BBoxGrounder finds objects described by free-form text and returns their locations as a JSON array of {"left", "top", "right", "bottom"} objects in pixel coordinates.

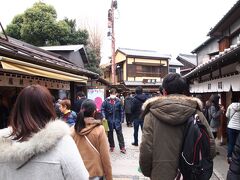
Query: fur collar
[
  {"left": 78, "top": 117, "right": 101, "bottom": 135},
  {"left": 140, "top": 94, "right": 203, "bottom": 126},
  {"left": 84, "top": 117, "right": 101, "bottom": 125},
  {"left": 0, "top": 120, "right": 70, "bottom": 162},
  {"left": 142, "top": 94, "right": 203, "bottom": 111}
]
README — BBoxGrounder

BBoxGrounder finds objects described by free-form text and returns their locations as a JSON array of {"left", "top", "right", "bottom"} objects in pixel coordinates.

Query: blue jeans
[
  {"left": 227, "top": 128, "right": 240, "bottom": 157},
  {"left": 133, "top": 119, "right": 143, "bottom": 144}
]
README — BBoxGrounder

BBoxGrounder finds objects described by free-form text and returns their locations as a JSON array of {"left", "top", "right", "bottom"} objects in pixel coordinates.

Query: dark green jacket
[{"left": 139, "top": 95, "right": 216, "bottom": 180}]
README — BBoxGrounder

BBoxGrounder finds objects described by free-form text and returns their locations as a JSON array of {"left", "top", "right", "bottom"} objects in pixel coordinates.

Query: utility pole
[{"left": 108, "top": 0, "right": 117, "bottom": 85}]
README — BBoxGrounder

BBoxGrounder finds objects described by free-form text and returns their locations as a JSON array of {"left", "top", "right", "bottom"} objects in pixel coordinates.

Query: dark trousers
[
  {"left": 227, "top": 128, "right": 240, "bottom": 157},
  {"left": 133, "top": 119, "right": 143, "bottom": 144},
  {"left": 125, "top": 113, "right": 132, "bottom": 125},
  {"left": 108, "top": 127, "right": 125, "bottom": 149}
]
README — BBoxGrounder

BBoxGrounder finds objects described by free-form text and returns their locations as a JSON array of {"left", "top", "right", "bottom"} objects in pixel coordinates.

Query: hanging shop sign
[{"left": 0, "top": 72, "right": 70, "bottom": 90}]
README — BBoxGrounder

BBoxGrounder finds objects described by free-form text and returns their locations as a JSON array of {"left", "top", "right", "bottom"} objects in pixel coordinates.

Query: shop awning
[{"left": 0, "top": 56, "right": 88, "bottom": 83}]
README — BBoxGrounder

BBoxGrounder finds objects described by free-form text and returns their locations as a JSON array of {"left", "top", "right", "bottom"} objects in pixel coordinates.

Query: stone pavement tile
[
  {"left": 113, "top": 174, "right": 218, "bottom": 180},
  {"left": 110, "top": 123, "right": 143, "bottom": 177},
  {"left": 213, "top": 140, "right": 229, "bottom": 179}
]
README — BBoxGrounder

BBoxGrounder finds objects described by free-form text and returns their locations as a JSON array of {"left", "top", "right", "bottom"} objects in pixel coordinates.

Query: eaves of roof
[
  {"left": 184, "top": 42, "right": 240, "bottom": 79},
  {"left": 177, "top": 56, "right": 196, "bottom": 67},
  {"left": 97, "top": 77, "right": 111, "bottom": 86},
  {"left": 126, "top": 55, "right": 170, "bottom": 60},
  {"left": 111, "top": 83, "right": 129, "bottom": 91},
  {"left": 169, "top": 60, "right": 184, "bottom": 67},
  {"left": 0, "top": 36, "right": 98, "bottom": 79},
  {"left": 116, "top": 48, "right": 171, "bottom": 59},
  {"left": 207, "top": 0, "right": 240, "bottom": 36},
  {"left": 41, "top": 45, "right": 89, "bottom": 64},
  {"left": 181, "top": 68, "right": 194, "bottom": 72}
]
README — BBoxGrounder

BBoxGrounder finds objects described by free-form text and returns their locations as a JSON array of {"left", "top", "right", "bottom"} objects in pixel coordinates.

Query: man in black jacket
[
  {"left": 131, "top": 86, "right": 147, "bottom": 146},
  {"left": 124, "top": 92, "right": 133, "bottom": 127},
  {"left": 73, "top": 91, "right": 86, "bottom": 113}
]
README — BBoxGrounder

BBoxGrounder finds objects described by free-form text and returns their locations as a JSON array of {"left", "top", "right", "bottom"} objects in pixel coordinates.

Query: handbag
[{"left": 102, "top": 119, "right": 109, "bottom": 132}]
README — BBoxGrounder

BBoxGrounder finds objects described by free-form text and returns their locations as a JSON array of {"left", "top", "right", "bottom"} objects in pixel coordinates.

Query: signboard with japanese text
[{"left": 0, "top": 73, "right": 70, "bottom": 90}]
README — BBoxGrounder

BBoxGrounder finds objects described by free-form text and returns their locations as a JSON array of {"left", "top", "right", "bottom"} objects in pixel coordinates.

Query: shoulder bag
[{"left": 84, "top": 136, "right": 105, "bottom": 180}]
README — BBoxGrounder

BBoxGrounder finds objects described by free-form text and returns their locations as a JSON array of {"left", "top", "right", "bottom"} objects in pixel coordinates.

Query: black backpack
[{"left": 178, "top": 113, "right": 213, "bottom": 180}]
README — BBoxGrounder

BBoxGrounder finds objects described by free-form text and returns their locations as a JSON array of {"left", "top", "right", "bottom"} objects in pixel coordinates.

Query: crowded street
[{"left": 1, "top": 0, "right": 240, "bottom": 180}]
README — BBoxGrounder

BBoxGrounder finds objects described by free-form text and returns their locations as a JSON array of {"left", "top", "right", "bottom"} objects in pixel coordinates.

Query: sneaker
[
  {"left": 132, "top": 142, "right": 138, "bottom": 146},
  {"left": 110, "top": 147, "right": 114, "bottom": 152},
  {"left": 120, "top": 147, "right": 126, "bottom": 154}
]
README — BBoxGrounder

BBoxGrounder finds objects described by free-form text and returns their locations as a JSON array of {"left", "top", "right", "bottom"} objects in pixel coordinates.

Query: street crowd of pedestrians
[{"left": 0, "top": 73, "right": 240, "bottom": 180}]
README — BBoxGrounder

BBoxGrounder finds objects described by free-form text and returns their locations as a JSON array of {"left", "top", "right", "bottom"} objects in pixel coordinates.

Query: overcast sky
[{"left": 0, "top": 0, "right": 238, "bottom": 64}]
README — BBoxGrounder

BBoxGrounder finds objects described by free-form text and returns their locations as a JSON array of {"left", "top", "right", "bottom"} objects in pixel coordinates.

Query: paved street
[
  {"left": 110, "top": 123, "right": 227, "bottom": 180},
  {"left": 110, "top": 123, "right": 149, "bottom": 180},
  {"left": 213, "top": 140, "right": 229, "bottom": 180}
]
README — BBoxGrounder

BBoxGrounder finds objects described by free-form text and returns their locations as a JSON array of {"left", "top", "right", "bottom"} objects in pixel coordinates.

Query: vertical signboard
[{"left": 87, "top": 88, "right": 105, "bottom": 111}]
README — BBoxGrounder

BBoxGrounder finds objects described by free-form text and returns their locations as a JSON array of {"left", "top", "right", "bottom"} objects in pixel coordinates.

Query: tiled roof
[
  {"left": 118, "top": 48, "right": 171, "bottom": 59},
  {"left": 41, "top": 44, "right": 89, "bottom": 64},
  {"left": 208, "top": 0, "right": 240, "bottom": 36},
  {"left": 184, "top": 41, "right": 240, "bottom": 79},
  {"left": 177, "top": 53, "right": 197, "bottom": 66},
  {"left": 0, "top": 36, "right": 98, "bottom": 79},
  {"left": 169, "top": 58, "right": 184, "bottom": 66}
]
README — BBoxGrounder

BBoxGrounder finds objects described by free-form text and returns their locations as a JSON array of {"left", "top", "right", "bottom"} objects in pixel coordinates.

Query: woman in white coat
[
  {"left": 226, "top": 95, "right": 240, "bottom": 163},
  {"left": 0, "top": 85, "right": 89, "bottom": 180}
]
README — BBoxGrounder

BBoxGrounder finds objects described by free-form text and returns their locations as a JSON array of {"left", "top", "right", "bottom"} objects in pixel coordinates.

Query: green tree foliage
[
  {"left": 6, "top": 2, "right": 88, "bottom": 46},
  {"left": 85, "top": 25, "right": 102, "bottom": 75},
  {"left": 6, "top": 2, "right": 101, "bottom": 75},
  {"left": 85, "top": 47, "right": 102, "bottom": 75},
  {"left": 6, "top": 14, "right": 24, "bottom": 40}
]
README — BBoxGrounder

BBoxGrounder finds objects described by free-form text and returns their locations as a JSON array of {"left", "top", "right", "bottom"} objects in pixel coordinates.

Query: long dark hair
[
  {"left": 74, "top": 99, "right": 96, "bottom": 133},
  {"left": 10, "top": 85, "right": 57, "bottom": 142},
  {"left": 210, "top": 94, "right": 220, "bottom": 111}
]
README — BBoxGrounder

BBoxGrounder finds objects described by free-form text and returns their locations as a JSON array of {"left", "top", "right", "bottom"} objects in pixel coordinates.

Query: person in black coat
[
  {"left": 124, "top": 92, "right": 133, "bottom": 127},
  {"left": 131, "top": 86, "right": 147, "bottom": 146},
  {"left": 0, "top": 95, "right": 10, "bottom": 129},
  {"left": 73, "top": 91, "right": 86, "bottom": 113},
  {"left": 227, "top": 134, "right": 240, "bottom": 180}
]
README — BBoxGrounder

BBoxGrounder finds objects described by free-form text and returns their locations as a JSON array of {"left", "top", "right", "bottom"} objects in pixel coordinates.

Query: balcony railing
[{"left": 135, "top": 71, "right": 165, "bottom": 77}]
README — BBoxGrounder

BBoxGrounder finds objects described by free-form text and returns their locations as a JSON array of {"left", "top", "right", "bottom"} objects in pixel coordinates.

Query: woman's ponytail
[
  {"left": 74, "top": 111, "right": 85, "bottom": 133},
  {"left": 74, "top": 99, "right": 97, "bottom": 133}
]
